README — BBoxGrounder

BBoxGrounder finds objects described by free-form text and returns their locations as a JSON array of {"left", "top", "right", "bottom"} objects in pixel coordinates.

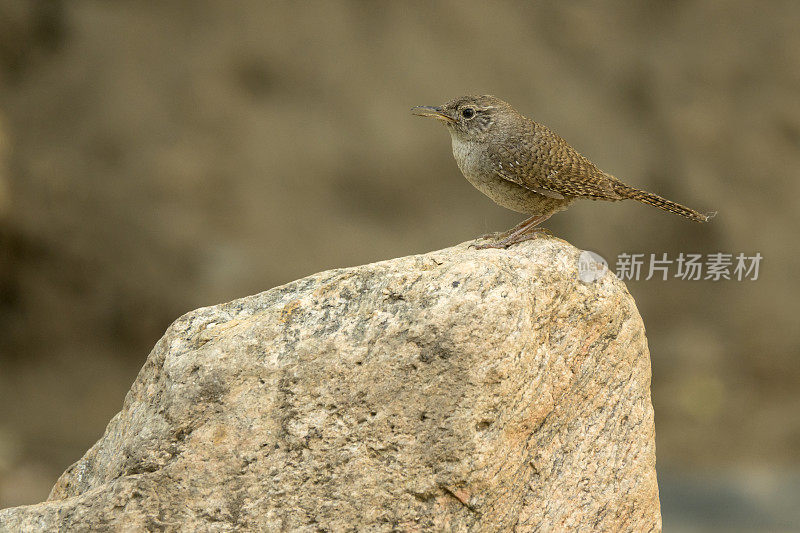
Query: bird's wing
[{"left": 488, "top": 139, "right": 622, "bottom": 200}]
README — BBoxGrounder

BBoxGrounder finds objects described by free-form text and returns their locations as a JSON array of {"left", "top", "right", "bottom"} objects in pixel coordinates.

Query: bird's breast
[
  {"left": 450, "top": 137, "right": 489, "bottom": 188},
  {"left": 450, "top": 136, "right": 572, "bottom": 215}
]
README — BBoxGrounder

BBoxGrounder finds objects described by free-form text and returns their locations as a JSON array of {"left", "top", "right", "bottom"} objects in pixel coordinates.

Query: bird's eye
[{"left": 461, "top": 107, "right": 475, "bottom": 119}]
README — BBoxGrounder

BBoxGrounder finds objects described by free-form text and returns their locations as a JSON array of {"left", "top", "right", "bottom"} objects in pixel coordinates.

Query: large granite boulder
[{"left": 0, "top": 238, "right": 661, "bottom": 531}]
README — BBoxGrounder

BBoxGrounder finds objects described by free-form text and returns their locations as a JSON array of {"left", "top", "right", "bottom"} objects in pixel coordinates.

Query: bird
[{"left": 412, "top": 95, "right": 715, "bottom": 249}]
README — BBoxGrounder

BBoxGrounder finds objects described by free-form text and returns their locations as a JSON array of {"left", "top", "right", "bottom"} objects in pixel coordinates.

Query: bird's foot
[
  {"left": 471, "top": 227, "right": 552, "bottom": 249},
  {"left": 477, "top": 230, "right": 508, "bottom": 241},
  {"left": 476, "top": 218, "right": 542, "bottom": 242}
]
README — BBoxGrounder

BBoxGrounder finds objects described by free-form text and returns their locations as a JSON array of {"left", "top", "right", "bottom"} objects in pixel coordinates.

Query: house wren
[{"left": 413, "top": 95, "right": 715, "bottom": 249}]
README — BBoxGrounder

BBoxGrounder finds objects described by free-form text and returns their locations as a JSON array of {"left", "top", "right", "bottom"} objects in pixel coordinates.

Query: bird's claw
[{"left": 470, "top": 227, "right": 552, "bottom": 250}]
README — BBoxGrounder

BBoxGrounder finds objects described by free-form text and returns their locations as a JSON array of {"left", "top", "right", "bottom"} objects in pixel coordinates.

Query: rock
[{"left": 0, "top": 238, "right": 661, "bottom": 532}]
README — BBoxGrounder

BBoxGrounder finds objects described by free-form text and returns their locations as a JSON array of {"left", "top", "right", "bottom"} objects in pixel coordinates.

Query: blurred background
[{"left": 0, "top": 1, "right": 798, "bottom": 530}]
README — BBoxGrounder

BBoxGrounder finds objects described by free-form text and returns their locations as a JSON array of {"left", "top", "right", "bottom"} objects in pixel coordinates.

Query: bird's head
[{"left": 412, "top": 95, "right": 515, "bottom": 142}]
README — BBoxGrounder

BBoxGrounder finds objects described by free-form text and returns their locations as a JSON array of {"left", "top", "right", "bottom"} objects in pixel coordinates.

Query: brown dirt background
[{"left": 1, "top": 1, "right": 798, "bottom": 529}]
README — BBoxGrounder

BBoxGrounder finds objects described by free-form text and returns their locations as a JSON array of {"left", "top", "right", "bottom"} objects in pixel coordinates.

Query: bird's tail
[{"left": 614, "top": 184, "right": 716, "bottom": 223}]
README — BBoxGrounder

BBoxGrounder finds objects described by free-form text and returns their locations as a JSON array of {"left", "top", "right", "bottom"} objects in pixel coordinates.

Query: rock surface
[{"left": 0, "top": 238, "right": 661, "bottom": 532}]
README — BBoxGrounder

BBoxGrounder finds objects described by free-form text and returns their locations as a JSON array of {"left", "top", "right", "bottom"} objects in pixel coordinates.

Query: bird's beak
[{"left": 411, "top": 105, "right": 456, "bottom": 123}]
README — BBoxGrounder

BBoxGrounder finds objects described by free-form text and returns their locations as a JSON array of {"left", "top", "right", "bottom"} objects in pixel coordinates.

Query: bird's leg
[
  {"left": 478, "top": 216, "right": 539, "bottom": 241},
  {"left": 472, "top": 213, "right": 553, "bottom": 250}
]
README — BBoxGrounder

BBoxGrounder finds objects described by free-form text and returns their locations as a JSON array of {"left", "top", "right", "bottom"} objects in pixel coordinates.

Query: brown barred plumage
[
  {"left": 413, "top": 95, "right": 715, "bottom": 248},
  {"left": 615, "top": 184, "right": 715, "bottom": 223}
]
